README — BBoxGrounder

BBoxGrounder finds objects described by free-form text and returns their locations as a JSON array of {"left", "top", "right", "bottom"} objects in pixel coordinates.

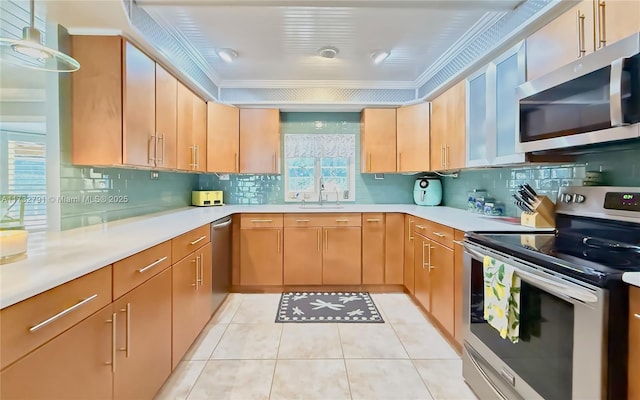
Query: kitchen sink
[{"left": 298, "top": 205, "right": 344, "bottom": 210}]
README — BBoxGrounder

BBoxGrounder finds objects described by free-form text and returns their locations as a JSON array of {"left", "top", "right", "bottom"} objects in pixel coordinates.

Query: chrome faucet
[{"left": 319, "top": 177, "right": 325, "bottom": 205}]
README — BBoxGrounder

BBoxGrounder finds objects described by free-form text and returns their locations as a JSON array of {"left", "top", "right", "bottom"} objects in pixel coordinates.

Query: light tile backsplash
[{"left": 198, "top": 112, "right": 417, "bottom": 205}]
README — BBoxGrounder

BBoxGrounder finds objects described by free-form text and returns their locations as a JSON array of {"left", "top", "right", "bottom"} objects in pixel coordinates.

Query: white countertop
[
  {"left": 0, "top": 204, "right": 544, "bottom": 309},
  {"left": 623, "top": 272, "right": 640, "bottom": 288}
]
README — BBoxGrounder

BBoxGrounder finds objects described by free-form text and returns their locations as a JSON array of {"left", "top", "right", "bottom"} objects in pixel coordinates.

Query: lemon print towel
[{"left": 483, "top": 255, "right": 521, "bottom": 343}]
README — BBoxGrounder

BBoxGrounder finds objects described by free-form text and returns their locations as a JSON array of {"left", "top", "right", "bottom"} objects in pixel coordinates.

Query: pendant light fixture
[{"left": 0, "top": 0, "right": 80, "bottom": 72}]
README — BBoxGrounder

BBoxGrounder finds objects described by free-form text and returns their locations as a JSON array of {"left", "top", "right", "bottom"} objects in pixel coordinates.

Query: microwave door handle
[{"left": 610, "top": 57, "right": 626, "bottom": 127}]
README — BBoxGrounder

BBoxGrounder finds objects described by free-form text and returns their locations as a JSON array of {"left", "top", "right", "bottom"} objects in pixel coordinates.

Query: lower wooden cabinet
[
  {"left": 323, "top": 227, "right": 362, "bottom": 285},
  {"left": 429, "top": 240, "right": 454, "bottom": 335},
  {"left": 240, "top": 228, "right": 283, "bottom": 285},
  {"left": 172, "top": 242, "right": 213, "bottom": 369},
  {"left": 414, "top": 234, "right": 431, "bottom": 311},
  {"left": 384, "top": 213, "right": 404, "bottom": 285},
  {"left": 404, "top": 215, "right": 415, "bottom": 294},
  {"left": 629, "top": 286, "right": 640, "bottom": 399},
  {"left": 283, "top": 227, "right": 323, "bottom": 285},
  {"left": 453, "top": 230, "right": 465, "bottom": 347},
  {"left": 113, "top": 268, "right": 172, "bottom": 399},
  {"left": 0, "top": 305, "right": 114, "bottom": 400},
  {"left": 362, "top": 214, "right": 385, "bottom": 284}
]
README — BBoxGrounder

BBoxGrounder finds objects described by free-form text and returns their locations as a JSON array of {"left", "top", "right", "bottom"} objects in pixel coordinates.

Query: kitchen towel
[{"left": 483, "top": 255, "right": 521, "bottom": 343}]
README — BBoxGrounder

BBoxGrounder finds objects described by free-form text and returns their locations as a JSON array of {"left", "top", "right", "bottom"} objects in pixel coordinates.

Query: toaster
[{"left": 192, "top": 191, "right": 223, "bottom": 206}]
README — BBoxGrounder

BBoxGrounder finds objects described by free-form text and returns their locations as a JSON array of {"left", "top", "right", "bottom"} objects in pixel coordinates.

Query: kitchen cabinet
[
  {"left": 323, "top": 226, "right": 362, "bottom": 285},
  {"left": 384, "top": 213, "right": 405, "bottom": 285},
  {"left": 430, "top": 80, "right": 466, "bottom": 171},
  {"left": 526, "top": 0, "right": 639, "bottom": 81},
  {"left": 113, "top": 268, "right": 172, "bottom": 400},
  {"left": 413, "top": 232, "right": 431, "bottom": 311},
  {"left": 0, "top": 305, "right": 114, "bottom": 400},
  {"left": 362, "top": 213, "right": 385, "bottom": 284},
  {"left": 429, "top": 240, "right": 455, "bottom": 335},
  {"left": 239, "top": 108, "right": 281, "bottom": 174},
  {"left": 172, "top": 224, "right": 211, "bottom": 264},
  {"left": 396, "top": 102, "right": 430, "bottom": 173},
  {"left": 453, "top": 230, "right": 465, "bottom": 347},
  {"left": 404, "top": 215, "right": 415, "bottom": 295},
  {"left": 284, "top": 226, "right": 323, "bottom": 285},
  {"left": 172, "top": 242, "right": 213, "bottom": 368},
  {"left": 207, "top": 102, "right": 240, "bottom": 173},
  {"left": 177, "top": 82, "right": 207, "bottom": 172},
  {"left": 155, "top": 64, "right": 178, "bottom": 169},
  {"left": 629, "top": 286, "right": 640, "bottom": 399},
  {"left": 240, "top": 214, "right": 283, "bottom": 285},
  {"left": 361, "top": 108, "right": 397, "bottom": 173},
  {"left": 113, "top": 240, "right": 171, "bottom": 300},
  {"left": 466, "top": 43, "right": 526, "bottom": 167}
]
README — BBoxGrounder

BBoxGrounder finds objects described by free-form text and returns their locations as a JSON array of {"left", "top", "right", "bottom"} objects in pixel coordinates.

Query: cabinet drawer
[
  {"left": 172, "top": 224, "right": 211, "bottom": 263},
  {"left": 315, "top": 213, "right": 362, "bottom": 227},
  {"left": 413, "top": 218, "right": 454, "bottom": 248},
  {"left": 283, "top": 214, "right": 326, "bottom": 227},
  {"left": 0, "top": 266, "right": 112, "bottom": 370},
  {"left": 113, "top": 240, "right": 172, "bottom": 299},
  {"left": 240, "top": 213, "right": 283, "bottom": 229}
]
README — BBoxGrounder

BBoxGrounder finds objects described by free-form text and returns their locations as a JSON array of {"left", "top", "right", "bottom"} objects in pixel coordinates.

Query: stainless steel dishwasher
[{"left": 210, "top": 216, "right": 232, "bottom": 312}]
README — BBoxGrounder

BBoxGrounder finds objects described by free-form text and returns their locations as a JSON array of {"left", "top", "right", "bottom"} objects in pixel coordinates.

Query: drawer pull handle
[
  {"left": 366, "top": 218, "right": 381, "bottom": 222},
  {"left": 250, "top": 219, "right": 273, "bottom": 223},
  {"left": 295, "top": 219, "right": 310, "bottom": 222},
  {"left": 433, "top": 232, "right": 446, "bottom": 238},
  {"left": 190, "top": 235, "right": 207, "bottom": 245},
  {"left": 634, "top": 313, "right": 640, "bottom": 320},
  {"left": 335, "top": 219, "right": 350, "bottom": 222},
  {"left": 137, "top": 256, "right": 168, "bottom": 273},
  {"left": 453, "top": 240, "right": 464, "bottom": 246},
  {"left": 106, "top": 312, "right": 117, "bottom": 373},
  {"left": 119, "top": 303, "right": 131, "bottom": 358},
  {"left": 29, "top": 294, "right": 99, "bottom": 332},
  {"left": 415, "top": 224, "right": 425, "bottom": 230}
]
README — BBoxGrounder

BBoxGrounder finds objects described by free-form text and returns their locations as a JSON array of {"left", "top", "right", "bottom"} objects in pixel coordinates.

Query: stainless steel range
[{"left": 462, "top": 186, "right": 640, "bottom": 400}]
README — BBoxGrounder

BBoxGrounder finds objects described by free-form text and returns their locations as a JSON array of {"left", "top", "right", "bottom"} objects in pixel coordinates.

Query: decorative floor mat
[{"left": 276, "top": 292, "right": 384, "bottom": 323}]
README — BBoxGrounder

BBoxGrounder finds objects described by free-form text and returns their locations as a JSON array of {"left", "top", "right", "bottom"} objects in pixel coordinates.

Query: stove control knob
[
  {"left": 573, "top": 194, "right": 586, "bottom": 203},
  {"left": 561, "top": 193, "right": 573, "bottom": 203}
]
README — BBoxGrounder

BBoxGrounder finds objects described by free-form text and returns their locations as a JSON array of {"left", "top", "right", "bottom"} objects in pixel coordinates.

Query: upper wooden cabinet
[
  {"left": 71, "top": 35, "right": 205, "bottom": 171},
  {"left": 207, "top": 102, "right": 240, "bottom": 173},
  {"left": 396, "top": 103, "right": 430, "bottom": 173},
  {"left": 526, "top": 0, "right": 640, "bottom": 81},
  {"left": 430, "top": 81, "right": 466, "bottom": 171},
  {"left": 177, "top": 82, "right": 207, "bottom": 172},
  {"left": 239, "top": 109, "right": 281, "bottom": 174},
  {"left": 361, "top": 108, "right": 397, "bottom": 173}
]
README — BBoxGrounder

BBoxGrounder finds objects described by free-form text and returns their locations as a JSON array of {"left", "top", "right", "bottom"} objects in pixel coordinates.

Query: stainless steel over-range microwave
[{"left": 516, "top": 32, "right": 640, "bottom": 153}]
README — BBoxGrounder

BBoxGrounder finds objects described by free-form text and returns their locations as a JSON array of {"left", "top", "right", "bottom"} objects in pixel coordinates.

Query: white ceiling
[{"left": 140, "top": 0, "right": 521, "bottom": 87}]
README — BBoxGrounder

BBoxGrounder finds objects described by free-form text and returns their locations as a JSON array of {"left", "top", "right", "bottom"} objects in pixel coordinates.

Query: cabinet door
[
  {"left": 466, "top": 70, "right": 490, "bottom": 167},
  {"left": 430, "top": 93, "right": 446, "bottom": 171},
  {"left": 240, "top": 228, "right": 283, "bottom": 285},
  {"left": 283, "top": 227, "right": 323, "bottom": 285},
  {"left": 361, "top": 108, "right": 397, "bottom": 173},
  {"left": 429, "top": 241, "right": 455, "bottom": 336},
  {"left": 385, "top": 213, "right": 404, "bottom": 285},
  {"left": 601, "top": 0, "right": 640, "bottom": 48},
  {"left": 113, "top": 268, "right": 172, "bottom": 400},
  {"left": 526, "top": 0, "right": 595, "bottom": 81},
  {"left": 323, "top": 227, "right": 362, "bottom": 285},
  {"left": 123, "top": 41, "right": 156, "bottom": 167},
  {"left": 446, "top": 81, "right": 467, "bottom": 170},
  {"left": 172, "top": 254, "right": 200, "bottom": 368},
  {"left": 396, "top": 103, "right": 430, "bottom": 173},
  {"left": 362, "top": 214, "right": 385, "bottom": 284},
  {"left": 494, "top": 45, "right": 525, "bottom": 165},
  {"left": 413, "top": 235, "right": 430, "bottom": 311},
  {"left": 207, "top": 102, "right": 239, "bottom": 173},
  {"left": 404, "top": 215, "right": 415, "bottom": 294},
  {"left": 155, "top": 64, "right": 177, "bottom": 169},
  {"left": 192, "top": 96, "right": 207, "bottom": 172},
  {"left": 0, "top": 305, "right": 114, "bottom": 400},
  {"left": 196, "top": 242, "right": 214, "bottom": 322},
  {"left": 239, "top": 109, "right": 281, "bottom": 173},
  {"left": 176, "top": 82, "right": 194, "bottom": 171},
  {"left": 453, "top": 230, "right": 465, "bottom": 347},
  {"left": 629, "top": 286, "right": 640, "bottom": 399}
]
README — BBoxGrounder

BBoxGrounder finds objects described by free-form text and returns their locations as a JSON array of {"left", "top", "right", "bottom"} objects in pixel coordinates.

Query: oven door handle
[{"left": 463, "top": 242, "right": 599, "bottom": 304}]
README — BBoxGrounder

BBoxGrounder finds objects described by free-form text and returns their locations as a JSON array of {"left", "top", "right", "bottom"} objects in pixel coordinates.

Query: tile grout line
[
  {"left": 269, "top": 294, "right": 286, "bottom": 400},
  {"left": 183, "top": 360, "right": 209, "bottom": 400},
  {"left": 336, "top": 322, "right": 354, "bottom": 400}
]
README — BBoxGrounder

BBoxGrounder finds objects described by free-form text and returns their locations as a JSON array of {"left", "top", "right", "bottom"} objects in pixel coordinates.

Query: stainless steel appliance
[
  {"left": 516, "top": 32, "right": 640, "bottom": 153},
  {"left": 210, "top": 216, "right": 232, "bottom": 312},
  {"left": 462, "top": 186, "right": 640, "bottom": 399}
]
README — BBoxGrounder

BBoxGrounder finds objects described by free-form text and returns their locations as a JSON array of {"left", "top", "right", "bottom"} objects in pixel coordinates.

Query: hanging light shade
[{"left": 0, "top": 0, "right": 80, "bottom": 72}]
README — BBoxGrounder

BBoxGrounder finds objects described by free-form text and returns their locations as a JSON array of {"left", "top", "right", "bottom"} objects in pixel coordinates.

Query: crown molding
[{"left": 219, "top": 80, "right": 417, "bottom": 90}]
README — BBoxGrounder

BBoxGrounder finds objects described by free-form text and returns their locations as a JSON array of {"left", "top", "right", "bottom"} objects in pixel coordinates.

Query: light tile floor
[{"left": 156, "top": 293, "right": 478, "bottom": 400}]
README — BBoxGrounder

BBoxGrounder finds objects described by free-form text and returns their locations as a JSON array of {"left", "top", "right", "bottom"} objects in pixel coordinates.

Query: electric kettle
[{"left": 413, "top": 178, "right": 442, "bottom": 206}]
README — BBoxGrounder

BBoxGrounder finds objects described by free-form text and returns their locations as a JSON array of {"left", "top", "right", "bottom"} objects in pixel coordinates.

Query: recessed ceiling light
[
  {"left": 370, "top": 50, "right": 391, "bottom": 65},
  {"left": 217, "top": 48, "right": 238, "bottom": 63},
  {"left": 318, "top": 46, "right": 339, "bottom": 59}
]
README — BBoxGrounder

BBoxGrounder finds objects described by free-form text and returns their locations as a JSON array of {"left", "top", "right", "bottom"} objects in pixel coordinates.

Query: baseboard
[{"left": 230, "top": 284, "right": 406, "bottom": 293}]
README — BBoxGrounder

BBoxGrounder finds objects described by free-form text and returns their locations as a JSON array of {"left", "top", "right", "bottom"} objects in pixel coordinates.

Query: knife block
[{"left": 520, "top": 195, "right": 556, "bottom": 228}]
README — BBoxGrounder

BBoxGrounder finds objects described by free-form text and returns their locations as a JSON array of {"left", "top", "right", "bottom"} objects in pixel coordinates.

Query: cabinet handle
[
  {"left": 432, "top": 232, "right": 446, "bottom": 238},
  {"left": 335, "top": 219, "right": 350, "bottom": 223},
  {"left": 422, "top": 241, "right": 428, "bottom": 269},
  {"left": 577, "top": 10, "right": 586, "bottom": 57},
  {"left": 200, "top": 252, "right": 205, "bottom": 286},
  {"left": 190, "top": 235, "right": 207, "bottom": 245},
  {"left": 137, "top": 256, "right": 168, "bottom": 273},
  {"left": 250, "top": 219, "right": 273, "bottom": 223},
  {"left": 277, "top": 230, "right": 281, "bottom": 253},
  {"left": 453, "top": 240, "right": 464, "bottom": 246},
  {"left": 445, "top": 146, "right": 450, "bottom": 169},
  {"left": 191, "top": 258, "right": 198, "bottom": 287},
  {"left": 428, "top": 244, "right": 434, "bottom": 271},
  {"left": 598, "top": 0, "right": 606, "bottom": 48},
  {"left": 325, "top": 229, "right": 329, "bottom": 251},
  {"left": 189, "top": 146, "right": 196, "bottom": 168},
  {"left": 106, "top": 313, "right": 117, "bottom": 373},
  {"left": 317, "top": 229, "right": 321, "bottom": 253},
  {"left": 119, "top": 303, "right": 131, "bottom": 358},
  {"left": 633, "top": 313, "right": 640, "bottom": 320},
  {"left": 195, "top": 145, "right": 200, "bottom": 170},
  {"left": 158, "top": 134, "right": 165, "bottom": 164},
  {"left": 440, "top": 145, "right": 445, "bottom": 169},
  {"left": 148, "top": 135, "right": 156, "bottom": 163},
  {"left": 295, "top": 219, "right": 310, "bottom": 222},
  {"left": 408, "top": 219, "right": 414, "bottom": 241},
  {"left": 366, "top": 218, "right": 381, "bottom": 222},
  {"left": 196, "top": 255, "right": 203, "bottom": 285},
  {"left": 29, "top": 294, "right": 98, "bottom": 332},
  {"left": 415, "top": 224, "right": 425, "bottom": 230}
]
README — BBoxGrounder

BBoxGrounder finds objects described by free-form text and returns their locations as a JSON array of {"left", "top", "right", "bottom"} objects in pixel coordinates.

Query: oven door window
[{"left": 470, "top": 258, "right": 574, "bottom": 400}]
